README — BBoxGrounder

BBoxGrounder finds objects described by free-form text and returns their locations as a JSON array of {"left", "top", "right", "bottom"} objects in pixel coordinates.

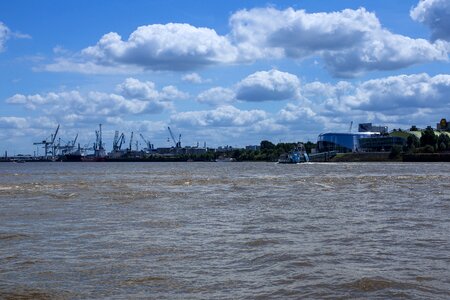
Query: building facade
[{"left": 317, "top": 132, "right": 379, "bottom": 153}]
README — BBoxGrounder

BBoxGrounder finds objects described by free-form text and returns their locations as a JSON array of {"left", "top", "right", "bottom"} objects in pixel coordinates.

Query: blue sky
[{"left": 1, "top": 0, "right": 449, "bottom": 154}]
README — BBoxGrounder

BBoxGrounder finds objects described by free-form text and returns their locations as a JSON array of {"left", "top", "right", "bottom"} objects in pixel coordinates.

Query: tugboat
[{"left": 278, "top": 143, "right": 310, "bottom": 164}]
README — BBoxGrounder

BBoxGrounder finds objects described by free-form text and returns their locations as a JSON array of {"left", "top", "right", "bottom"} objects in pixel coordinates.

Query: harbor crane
[
  {"left": 167, "top": 126, "right": 181, "bottom": 148},
  {"left": 140, "top": 133, "right": 154, "bottom": 150},
  {"left": 57, "top": 133, "right": 78, "bottom": 155},
  {"left": 112, "top": 131, "right": 125, "bottom": 151},
  {"left": 128, "top": 131, "right": 134, "bottom": 151},
  {"left": 94, "top": 124, "right": 106, "bottom": 158},
  {"left": 33, "top": 124, "right": 60, "bottom": 159}
]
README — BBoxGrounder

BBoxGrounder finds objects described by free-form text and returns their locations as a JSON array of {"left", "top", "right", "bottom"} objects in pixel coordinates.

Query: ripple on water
[
  {"left": 0, "top": 233, "right": 30, "bottom": 241},
  {"left": 0, "top": 286, "right": 73, "bottom": 300},
  {"left": 244, "top": 238, "right": 280, "bottom": 247},
  {"left": 0, "top": 162, "right": 449, "bottom": 299},
  {"left": 338, "top": 276, "right": 448, "bottom": 297}
]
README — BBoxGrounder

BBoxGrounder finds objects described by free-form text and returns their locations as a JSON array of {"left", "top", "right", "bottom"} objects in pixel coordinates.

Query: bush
[
  {"left": 418, "top": 145, "right": 435, "bottom": 153},
  {"left": 389, "top": 145, "right": 403, "bottom": 159},
  {"left": 437, "top": 134, "right": 450, "bottom": 151}
]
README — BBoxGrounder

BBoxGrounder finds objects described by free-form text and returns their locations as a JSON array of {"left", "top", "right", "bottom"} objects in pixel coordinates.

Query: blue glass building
[{"left": 317, "top": 132, "right": 379, "bottom": 153}]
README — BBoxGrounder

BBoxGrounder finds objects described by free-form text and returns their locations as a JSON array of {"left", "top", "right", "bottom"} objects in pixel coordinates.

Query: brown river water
[{"left": 0, "top": 162, "right": 449, "bottom": 299}]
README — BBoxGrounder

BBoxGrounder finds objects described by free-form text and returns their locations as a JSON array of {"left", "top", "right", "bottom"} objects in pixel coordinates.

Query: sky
[{"left": 1, "top": 0, "right": 449, "bottom": 154}]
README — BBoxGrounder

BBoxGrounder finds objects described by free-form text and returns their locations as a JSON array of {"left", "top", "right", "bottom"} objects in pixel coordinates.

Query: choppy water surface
[{"left": 0, "top": 162, "right": 449, "bottom": 299}]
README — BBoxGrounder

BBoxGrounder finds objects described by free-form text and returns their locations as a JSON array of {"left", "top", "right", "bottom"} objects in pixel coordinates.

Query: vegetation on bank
[
  {"left": 390, "top": 127, "right": 450, "bottom": 159},
  {"left": 108, "top": 140, "right": 317, "bottom": 162}
]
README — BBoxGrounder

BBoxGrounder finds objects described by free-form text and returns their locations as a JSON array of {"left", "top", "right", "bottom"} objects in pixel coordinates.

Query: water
[{"left": 0, "top": 162, "right": 449, "bottom": 299}]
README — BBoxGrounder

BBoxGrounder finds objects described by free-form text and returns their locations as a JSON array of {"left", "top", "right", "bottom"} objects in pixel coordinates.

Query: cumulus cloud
[
  {"left": 342, "top": 73, "right": 450, "bottom": 113},
  {"left": 41, "top": 6, "right": 449, "bottom": 77},
  {"left": 411, "top": 0, "right": 450, "bottom": 41},
  {"left": 197, "top": 87, "right": 236, "bottom": 106},
  {"left": 170, "top": 105, "right": 267, "bottom": 127},
  {"left": 322, "top": 32, "right": 448, "bottom": 77},
  {"left": 182, "top": 72, "right": 207, "bottom": 84},
  {"left": 6, "top": 78, "right": 186, "bottom": 121},
  {"left": 230, "top": 7, "right": 448, "bottom": 77},
  {"left": 235, "top": 69, "right": 301, "bottom": 101},
  {"left": 0, "top": 116, "right": 28, "bottom": 129},
  {"left": 286, "top": 73, "right": 450, "bottom": 129},
  {"left": 77, "top": 23, "right": 237, "bottom": 72},
  {"left": 116, "top": 77, "right": 160, "bottom": 100}
]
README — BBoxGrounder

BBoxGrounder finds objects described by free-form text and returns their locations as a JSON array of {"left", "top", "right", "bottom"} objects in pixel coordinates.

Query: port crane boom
[
  {"left": 167, "top": 127, "right": 181, "bottom": 148},
  {"left": 140, "top": 133, "right": 153, "bottom": 150},
  {"left": 112, "top": 131, "right": 125, "bottom": 151},
  {"left": 33, "top": 124, "right": 60, "bottom": 159}
]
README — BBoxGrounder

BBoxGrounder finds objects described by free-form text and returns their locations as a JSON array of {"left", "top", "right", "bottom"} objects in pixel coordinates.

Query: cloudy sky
[{"left": 1, "top": 0, "right": 449, "bottom": 154}]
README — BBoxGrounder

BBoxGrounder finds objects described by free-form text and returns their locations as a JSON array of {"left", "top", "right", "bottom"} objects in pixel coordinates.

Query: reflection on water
[{"left": 0, "top": 162, "right": 449, "bottom": 299}]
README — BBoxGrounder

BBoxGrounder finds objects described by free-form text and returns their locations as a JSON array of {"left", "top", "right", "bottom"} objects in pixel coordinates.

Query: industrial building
[
  {"left": 359, "top": 136, "right": 405, "bottom": 152},
  {"left": 317, "top": 132, "right": 380, "bottom": 153},
  {"left": 358, "top": 123, "right": 388, "bottom": 134},
  {"left": 317, "top": 123, "right": 391, "bottom": 153}
]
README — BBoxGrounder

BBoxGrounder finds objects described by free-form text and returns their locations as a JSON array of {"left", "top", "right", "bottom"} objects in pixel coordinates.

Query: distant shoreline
[{"left": 2, "top": 152, "right": 450, "bottom": 163}]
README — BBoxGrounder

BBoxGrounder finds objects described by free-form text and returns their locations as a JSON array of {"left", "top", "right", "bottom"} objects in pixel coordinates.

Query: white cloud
[
  {"left": 229, "top": 7, "right": 378, "bottom": 60},
  {"left": 230, "top": 7, "right": 449, "bottom": 77},
  {"left": 0, "top": 22, "right": 11, "bottom": 52},
  {"left": 288, "top": 73, "right": 450, "bottom": 129},
  {"left": 411, "top": 0, "right": 450, "bottom": 41},
  {"left": 0, "top": 116, "right": 28, "bottom": 129},
  {"left": 323, "top": 31, "right": 448, "bottom": 77},
  {"left": 6, "top": 78, "right": 187, "bottom": 121},
  {"left": 343, "top": 73, "right": 450, "bottom": 113},
  {"left": 41, "top": 6, "right": 449, "bottom": 77},
  {"left": 40, "top": 57, "right": 143, "bottom": 74},
  {"left": 0, "top": 21, "right": 30, "bottom": 53},
  {"left": 79, "top": 23, "right": 237, "bottom": 71},
  {"left": 182, "top": 72, "right": 206, "bottom": 84},
  {"left": 170, "top": 105, "right": 267, "bottom": 127},
  {"left": 197, "top": 87, "right": 235, "bottom": 106},
  {"left": 160, "top": 85, "right": 189, "bottom": 100},
  {"left": 116, "top": 77, "right": 160, "bottom": 100},
  {"left": 235, "top": 69, "right": 301, "bottom": 101}
]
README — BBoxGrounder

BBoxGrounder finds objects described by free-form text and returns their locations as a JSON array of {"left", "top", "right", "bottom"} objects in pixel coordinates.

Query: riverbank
[
  {"left": 403, "top": 153, "right": 450, "bottom": 162},
  {"left": 329, "top": 152, "right": 395, "bottom": 162},
  {"left": 2, "top": 152, "right": 450, "bottom": 163}
]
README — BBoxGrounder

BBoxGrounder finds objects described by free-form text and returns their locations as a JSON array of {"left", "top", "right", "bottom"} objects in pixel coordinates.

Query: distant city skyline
[{"left": 1, "top": 0, "right": 449, "bottom": 154}]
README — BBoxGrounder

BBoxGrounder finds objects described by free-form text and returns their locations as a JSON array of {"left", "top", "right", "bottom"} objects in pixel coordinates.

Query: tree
[
  {"left": 260, "top": 140, "right": 275, "bottom": 150},
  {"left": 420, "top": 127, "right": 438, "bottom": 149},
  {"left": 437, "top": 133, "right": 450, "bottom": 151},
  {"left": 389, "top": 145, "right": 402, "bottom": 159},
  {"left": 406, "top": 134, "right": 420, "bottom": 150}
]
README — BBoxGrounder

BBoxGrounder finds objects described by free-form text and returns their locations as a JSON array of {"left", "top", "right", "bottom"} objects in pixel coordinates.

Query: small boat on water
[
  {"left": 278, "top": 143, "right": 310, "bottom": 164},
  {"left": 215, "top": 156, "right": 235, "bottom": 162},
  {"left": 12, "top": 159, "right": 26, "bottom": 163}
]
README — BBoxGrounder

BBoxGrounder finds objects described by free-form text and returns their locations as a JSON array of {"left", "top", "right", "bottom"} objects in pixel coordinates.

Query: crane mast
[
  {"left": 112, "top": 131, "right": 126, "bottom": 151},
  {"left": 33, "top": 124, "right": 60, "bottom": 160},
  {"left": 167, "top": 127, "right": 181, "bottom": 148},
  {"left": 94, "top": 124, "right": 106, "bottom": 158},
  {"left": 140, "top": 133, "right": 153, "bottom": 150},
  {"left": 129, "top": 132, "right": 134, "bottom": 151}
]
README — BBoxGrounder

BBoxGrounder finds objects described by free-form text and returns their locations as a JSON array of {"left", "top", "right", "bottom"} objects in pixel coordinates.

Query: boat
[
  {"left": 61, "top": 148, "right": 83, "bottom": 162},
  {"left": 278, "top": 143, "right": 310, "bottom": 164},
  {"left": 215, "top": 156, "right": 235, "bottom": 162},
  {"left": 12, "top": 159, "right": 26, "bottom": 163}
]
